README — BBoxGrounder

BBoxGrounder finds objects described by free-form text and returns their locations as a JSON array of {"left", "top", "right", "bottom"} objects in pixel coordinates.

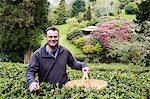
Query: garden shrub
[
  {"left": 0, "top": 52, "right": 10, "bottom": 62},
  {"left": 82, "top": 45, "right": 95, "bottom": 54},
  {"left": 67, "top": 28, "right": 84, "bottom": 40},
  {"left": 96, "top": 7, "right": 111, "bottom": 17},
  {"left": 95, "top": 43, "right": 103, "bottom": 54},
  {"left": 73, "top": 37, "right": 85, "bottom": 47},
  {"left": 79, "top": 21, "right": 89, "bottom": 28},
  {"left": 143, "top": 50, "right": 150, "bottom": 66},
  {"left": 76, "top": 12, "right": 85, "bottom": 23},
  {"left": 125, "top": 2, "right": 138, "bottom": 14},
  {"left": 86, "top": 18, "right": 100, "bottom": 26},
  {"left": 48, "top": 12, "right": 59, "bottom": 25},
  {"left": 83, "top": 35, "right": 97, "bottom": 45},
  {"left": 75, "top": 55, "right": 86, "bottom": 62},
  {"left": 92, "top": 19, "right": 133, "bottom": 49},
  {"left": 108, "top": 41, "right": 148, "bottom": 66},
  {"left": 134, "top": 21, "right": 150, "bottom": 42},
  {"left": 66, "top": 17, "right": 80, "bottom": 30}
]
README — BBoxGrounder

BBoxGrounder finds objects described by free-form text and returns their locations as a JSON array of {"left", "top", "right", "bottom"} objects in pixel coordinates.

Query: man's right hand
[{"left": 29, "top": 82, "right": 40, "bottom": 92}]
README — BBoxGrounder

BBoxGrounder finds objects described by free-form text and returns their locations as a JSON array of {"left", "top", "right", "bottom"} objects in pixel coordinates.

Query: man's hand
[
  {"left": 82, "top": 67, "right": 90, "bottom": 74},
  {"left": 82, "top": 67, "right": 90, "bottom": 80},
  {"left": 29, "top": 82, "right": 40, "bottom": 92}
]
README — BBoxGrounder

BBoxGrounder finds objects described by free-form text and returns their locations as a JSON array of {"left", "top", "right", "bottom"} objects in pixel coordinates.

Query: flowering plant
[{"left": 92, "top": 19, "right": 133, "bottom": 49}]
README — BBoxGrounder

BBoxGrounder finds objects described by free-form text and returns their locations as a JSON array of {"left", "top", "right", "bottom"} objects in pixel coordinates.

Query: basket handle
[
  {"left": 82, "top": 72, "right": 91, "bottom": 87},
  {"left": 82, "top": 72, "right": 89, "bottom": 81}
]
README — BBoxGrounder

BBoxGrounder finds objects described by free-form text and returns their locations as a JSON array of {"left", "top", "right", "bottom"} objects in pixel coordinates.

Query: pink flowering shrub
[{"left": 92, "top": 19, "right": 133, "bottom": 49}]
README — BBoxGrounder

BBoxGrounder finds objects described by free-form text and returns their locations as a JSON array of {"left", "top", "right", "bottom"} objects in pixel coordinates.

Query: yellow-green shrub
[
  {"left": 66, "top": 17, "right": 80, "bottom": 30},
  {"left": 82, "top": 45, "right": 96, "bottom": 54},
  {"left": 73, "top": 37, "right": 85, "bottom": 47},
  {"left": 95, "top": 43, "right": 103, "bottom": 54}
]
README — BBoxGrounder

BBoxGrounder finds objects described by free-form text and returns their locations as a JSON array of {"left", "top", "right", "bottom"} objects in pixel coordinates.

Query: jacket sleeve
[
  {"left": 26, "top": 53, "right": 40, "bottom": 86},
  {"left": 67, "top": 51, "right": 87, "bottom": 70}
]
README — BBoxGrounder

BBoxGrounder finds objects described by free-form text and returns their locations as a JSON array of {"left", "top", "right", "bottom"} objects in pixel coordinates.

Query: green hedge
[
  {"left": 125, "top": 2, "right": 138, "bottom": 14},
  {"left": 0, "top": 62, "right": 149, "bottom": 98}
]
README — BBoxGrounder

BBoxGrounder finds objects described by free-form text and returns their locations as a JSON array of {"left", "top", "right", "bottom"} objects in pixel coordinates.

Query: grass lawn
[
  {"left": 108, "top": 10, "right": 136, "bottom": 21},
  {"left": 119, "top": 10, "right": 136, "bottom": 20}
]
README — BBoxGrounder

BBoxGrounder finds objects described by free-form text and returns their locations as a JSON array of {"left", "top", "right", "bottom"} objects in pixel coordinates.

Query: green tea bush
[{"left": 0, "top": 62, "right": 149, "bottom": 98}]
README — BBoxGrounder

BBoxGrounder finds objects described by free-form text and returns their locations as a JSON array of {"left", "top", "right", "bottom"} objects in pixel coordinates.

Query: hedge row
[{"left": 0, "top": 62, "right": 149, "bottom": 98}]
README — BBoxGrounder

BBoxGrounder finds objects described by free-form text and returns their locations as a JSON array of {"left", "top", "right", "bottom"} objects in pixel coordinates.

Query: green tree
[
  {"left": 118, "top": 0, "right": 130, "bottom": 9},
  {"left": 135, "top": 0, "right": 150, "bottom": 34},
  {"left": 136, "top": 0, "right": 150, "bottom": 23},
  {"left": 89, "top": 0, "right": 96, "bottom": 2},
  {"left": 0, "top": 0, "right": 49, "bottom": 63},
  {"left": 125, "top": 2, "right": 138, "bottom": 14},
  {"left": 33, "top": 0, "right": 49, "bottom": 29},
  {"left": 134, "top": 0, "right": 150, "bottom": 66},
  {"left": 55, "top": 0, "right": 67, "bottom": 25},
  {"left": 71, "top": 0, "right": 86, "bottom": 17},
  {"left": 84, "top": 5, "right": 92, "bottom": 21}
]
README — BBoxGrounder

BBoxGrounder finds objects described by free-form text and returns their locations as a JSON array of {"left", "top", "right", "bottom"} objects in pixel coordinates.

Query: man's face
[{"left": 46, "top": 30, "right": 59, "bottom": 47}]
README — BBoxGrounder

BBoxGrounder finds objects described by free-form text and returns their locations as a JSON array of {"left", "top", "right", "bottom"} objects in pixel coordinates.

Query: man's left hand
[{"left": 82, "top": 67, "right": 90, "bottom": 74}]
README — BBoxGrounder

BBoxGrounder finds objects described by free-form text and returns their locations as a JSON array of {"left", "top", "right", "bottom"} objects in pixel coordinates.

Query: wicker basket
[{"left": 65, "top": 72, "right": 107, "bottom": 90}]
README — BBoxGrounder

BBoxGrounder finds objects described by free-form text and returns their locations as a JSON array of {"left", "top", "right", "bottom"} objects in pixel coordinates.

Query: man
[{"left": 26, "top": 27, "right": 89, "bottom": 92}]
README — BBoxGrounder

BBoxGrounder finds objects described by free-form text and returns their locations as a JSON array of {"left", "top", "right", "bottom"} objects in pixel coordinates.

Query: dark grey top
[{"left": 26, "top": 44, "right": 87, "bottom": 86}]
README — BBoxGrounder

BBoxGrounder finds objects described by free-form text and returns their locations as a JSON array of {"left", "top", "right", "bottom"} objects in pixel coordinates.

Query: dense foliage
[
  {"left": 92, "top": 19, "right": 133, "bottom": 48},
  {"left": 133, "top": 0, "right": 150, "bottom": 66},
  {"left": 54, "top": 0, "right": 68, "bottom": 25},
  {"left": 0, "top": 0, "right": 49, "bottom": 63},
  {"left": 135, "top": 0, "right": 150, "bottom": 39},
  {"left": 67, "top": 29, "right": 84, "bottom": 40},
  {"left": 0, "top": 62, "right": 149, "bottom": 98},
  {"left": 125, "top": 2, "right": 137, "bottom": 14},
  {"left": 71, "top": 0, "right": 86, "bottom": 17},
  {"left": 84, "top": 6, "right": 92, "bottom": 21}
]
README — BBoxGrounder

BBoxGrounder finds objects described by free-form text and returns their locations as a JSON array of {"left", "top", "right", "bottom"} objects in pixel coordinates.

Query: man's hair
[{"left": 44, "top": 27, "right": 59, "bottom": 36}]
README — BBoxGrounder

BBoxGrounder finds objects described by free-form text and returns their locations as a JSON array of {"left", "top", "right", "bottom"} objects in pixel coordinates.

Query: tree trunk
[{"left": 24, "top": 48, "right": 32, "bottom": 64}]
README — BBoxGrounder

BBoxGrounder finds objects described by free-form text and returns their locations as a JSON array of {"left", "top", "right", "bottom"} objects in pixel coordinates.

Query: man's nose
[{"left": 52, "top": 37, "right": 55, "bottom": 40}]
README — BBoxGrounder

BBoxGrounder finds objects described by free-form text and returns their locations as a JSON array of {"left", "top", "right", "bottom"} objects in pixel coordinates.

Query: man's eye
[{"left": 48, "top": 36, "right": 57, "bottom": 38}]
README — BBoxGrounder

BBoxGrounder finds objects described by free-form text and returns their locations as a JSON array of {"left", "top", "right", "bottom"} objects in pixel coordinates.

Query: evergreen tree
[
  {"left": 89, "top": 0, "right": 96, "bottom": 2},
  {"left": 0, "top": 0, "right": 50, "bottom": 63},
  {"left": 134, "top": 0, "right": 150, "bottom": 66},
  {"left": 135, "top": 0, "right": 150, "bottom": 34},
  {"left": 55, "top": 0, "right": 67, "bottom": 25},
  {"left": 136, "top": 0, "right": 150, "bottom": 23},
  {"left": 71, "top": 0, "right": 86, "bottom": 17},
  {"left": 84, "top": 5, "right": 92, "bottom": 21},
  {"left": 33, "top": 0, "right": 49, "bottom": 29}
]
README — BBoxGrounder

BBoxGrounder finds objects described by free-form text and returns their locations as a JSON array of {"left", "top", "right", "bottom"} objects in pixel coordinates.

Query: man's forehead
[{"left": 47, "top": 30, "right": 59, "bottom": 35}]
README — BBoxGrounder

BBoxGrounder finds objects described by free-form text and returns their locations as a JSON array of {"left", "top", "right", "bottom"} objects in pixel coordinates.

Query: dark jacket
[{"left": 26, "top": 44, "right": 86, "bottom": 86}]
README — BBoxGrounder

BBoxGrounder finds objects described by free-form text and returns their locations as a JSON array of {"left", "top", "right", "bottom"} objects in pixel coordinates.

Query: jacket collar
[{"left": 41, "top": 44, "right": 64, "bottom": 58}]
